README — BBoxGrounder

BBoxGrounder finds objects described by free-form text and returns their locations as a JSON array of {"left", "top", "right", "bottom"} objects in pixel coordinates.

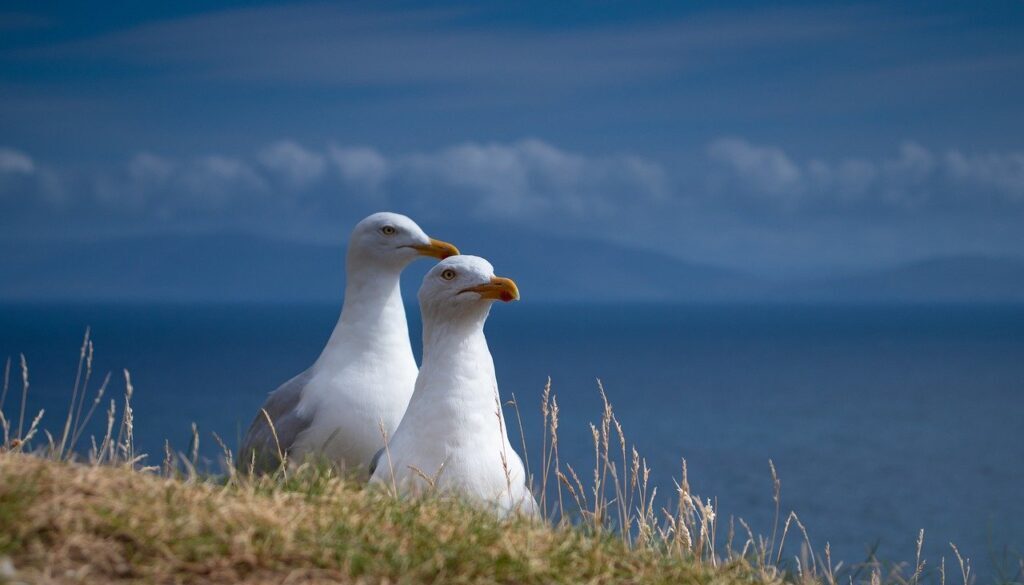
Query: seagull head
[
  {"left": 419, "top": 255, "right": 520, "bottom": 319},
  {"left": 348, "top": 212, "right": 459, "bottom": 269}
]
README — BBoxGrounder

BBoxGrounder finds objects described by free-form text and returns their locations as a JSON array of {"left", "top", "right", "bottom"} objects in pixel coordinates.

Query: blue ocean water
[{"left": 1, "top": 303, "right": 1022, "bottom": 577}]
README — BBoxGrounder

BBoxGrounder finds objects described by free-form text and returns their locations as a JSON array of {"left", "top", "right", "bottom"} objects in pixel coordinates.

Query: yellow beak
[
  {"left": 462, "top": 276, "right": 520, "bottom": 303},
  {"left": 411, "top": 238, "right": 460, "bottom": 260}
]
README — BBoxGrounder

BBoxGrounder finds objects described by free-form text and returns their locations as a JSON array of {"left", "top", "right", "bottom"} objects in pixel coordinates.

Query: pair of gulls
[{"left": 239, "top": 212, "right": 537, "bottom": 517}]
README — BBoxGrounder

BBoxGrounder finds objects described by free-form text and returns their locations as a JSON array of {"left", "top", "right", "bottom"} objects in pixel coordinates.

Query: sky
[{"left": 2, "top": 0, "right": 1023, "bottom": 279}]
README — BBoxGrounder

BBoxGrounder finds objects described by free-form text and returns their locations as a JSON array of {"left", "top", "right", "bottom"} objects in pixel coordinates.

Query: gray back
[{"left": 238, "top": 369, "right": 315, "bottom": 474}]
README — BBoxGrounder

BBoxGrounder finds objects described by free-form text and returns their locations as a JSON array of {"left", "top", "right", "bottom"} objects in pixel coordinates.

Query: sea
[{"left": 1, "top": 302, "right": 1022, "bottom": 579}]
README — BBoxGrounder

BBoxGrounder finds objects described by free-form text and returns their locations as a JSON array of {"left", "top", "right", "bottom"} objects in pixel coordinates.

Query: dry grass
[{"left": 0, "top": 453, "right": 769, "bottom": 585}]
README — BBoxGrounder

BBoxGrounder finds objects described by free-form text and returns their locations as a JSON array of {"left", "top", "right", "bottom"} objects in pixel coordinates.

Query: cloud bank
[
  {"left": 0, "top": 139, "right": 669, "bottom": 226},
  {"left": 707, "top": 137, "right": 1024, "bottom": 212},
  {"left": 0, "top": 148, "right": 34, "bottom": 174},
  {"left": 3, "top": 137, "right": 1023, "bottom": 273}
]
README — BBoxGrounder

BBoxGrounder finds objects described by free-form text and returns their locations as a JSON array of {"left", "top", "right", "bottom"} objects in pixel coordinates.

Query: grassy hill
[{"left": 0, "top": 453, "right": 772, "bottom": 585}]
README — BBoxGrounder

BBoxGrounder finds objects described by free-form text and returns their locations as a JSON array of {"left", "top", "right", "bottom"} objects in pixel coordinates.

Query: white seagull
[
  {"left": 370, "top": 255, "right": 538, "bottom": 517},
  {"left": 239, "top": 212, "right": 459, "bottom": 476}
]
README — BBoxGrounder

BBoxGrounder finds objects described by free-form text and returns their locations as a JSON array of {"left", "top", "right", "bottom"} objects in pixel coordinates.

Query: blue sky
[{"left": 2, "top": 0, "right": 1023, "bottom": 277}]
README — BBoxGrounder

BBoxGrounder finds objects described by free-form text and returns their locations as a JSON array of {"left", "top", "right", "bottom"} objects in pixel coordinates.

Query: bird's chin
[{"left": 393, "top": 246, "right": 421, "bottom": 260}]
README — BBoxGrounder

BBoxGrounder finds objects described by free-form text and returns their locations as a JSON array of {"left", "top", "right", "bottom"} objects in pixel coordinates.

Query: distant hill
[
  {"left": 1, "top": 233, "right": 344, "bottom": 302},
  {"left": 0, "top": 228, "right": 754, "bottom": 303},
  {"left": 3, "top": 232, "right": 1023, "bottom": 303},
  {"left": 784, "top": 255, "right": 1024, "bottom": 303},
  {"left": 428, "top": 226, "right": 754, "bottom": 302}
]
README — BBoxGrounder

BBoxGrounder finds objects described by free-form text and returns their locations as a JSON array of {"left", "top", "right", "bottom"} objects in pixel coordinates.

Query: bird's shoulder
[{"left": 262, "top": 369, "right": 315, "bottom": 413}]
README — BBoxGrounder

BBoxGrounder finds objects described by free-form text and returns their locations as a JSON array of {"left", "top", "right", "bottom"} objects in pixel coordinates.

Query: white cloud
[
  {"left": 258, "top": 140, "right": 325, "bottom": 189},
  {"left": 403, "top": 141, "right": 559, "bottom": 217},
  {"left": 94, "top": 153, "right": 174, "bottom": 212},
  {"left": 398, "top": 139, "right": 666, "bottom": 219},
  {"left": 835, "top": 159, "right": 877, "bottom": 197},
  {"left": 328, "top": 145, "right": 388, "bottom": 193},
  {"left": 708, "top": 137, "right": 802, "bottom": 197},
  {"left": 183, "top": 155, "right": 268, "bottom": 201},
  {"left": 0, "top": 148, "right": 35, "bottom": 174},
  {"left": 707, "top": 137, "right": 1024, "bottom": 211},
  {"left": 4, "top": 139, "right": 665, "bottom": 225},
  {"left": 885, "top": 141, "right": 935, "bottom": 181},
  {"left": 93, "top": 152, "right": 270, "bottom": 216},
  {"left": 129, "top": 152, "right": 175, "bottom": 182},
  {"left": 6, "top": 137, "right": 1024, "bottom": 247},
  {"left": 944, "top": 150, "right": 1024, "bottom": 201},
  {"left": 6, "top": 137, "right": 1024, "bottom": 276}
]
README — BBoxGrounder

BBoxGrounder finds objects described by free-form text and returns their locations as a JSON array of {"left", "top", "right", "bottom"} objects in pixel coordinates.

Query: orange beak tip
[
  {"left": 415, "top": 238, "right": 460, "bottom": 259},
  {"left": 433, "top": 239, "right": 459, "bottom": 259}
]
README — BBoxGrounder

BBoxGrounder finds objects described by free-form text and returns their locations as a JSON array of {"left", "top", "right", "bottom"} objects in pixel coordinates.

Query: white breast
[
  {"left": 293, "top": 346, "right": 417, "bottom": 471},
  {"left": 371, "top": 323, "right": 537, "bottom": 516}
]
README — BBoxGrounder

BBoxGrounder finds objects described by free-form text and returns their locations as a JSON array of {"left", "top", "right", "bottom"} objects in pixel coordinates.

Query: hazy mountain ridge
[
  {"left": 0, "top": 229, "right": 752, "bottom": 303},
  {"left": 785, "top": 255, "right": 1024, "bottom": 303},
  {"left": 2, "top": 233, "right": 1023, "bottom": 303}
]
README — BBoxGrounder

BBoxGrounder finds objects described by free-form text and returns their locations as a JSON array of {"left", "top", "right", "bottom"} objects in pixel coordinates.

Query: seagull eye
[
  {"left": 441, "top": 269, "right": 457, "bottom": 281},
  {"left": 380, "top": 225, "right": 397, "bottom": 236}
]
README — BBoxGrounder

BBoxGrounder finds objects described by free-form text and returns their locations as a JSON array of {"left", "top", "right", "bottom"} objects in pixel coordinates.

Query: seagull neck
[
  {"left": 420, "top": 309, "right": 491, "bottom": 367},
  {"left": 318, "top": 260, "right": 409, "bottom": 362},
  {"left": 417, "top": 308, "right": 507, "bottom": 430}
]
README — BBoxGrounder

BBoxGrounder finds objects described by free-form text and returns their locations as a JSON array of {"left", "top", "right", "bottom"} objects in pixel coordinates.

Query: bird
[
  {"left": 369, "top": 255, "right": 538, "bottom": 517},
  {"left": 238, "top": 212, "right": 459, "bottom": 476}
]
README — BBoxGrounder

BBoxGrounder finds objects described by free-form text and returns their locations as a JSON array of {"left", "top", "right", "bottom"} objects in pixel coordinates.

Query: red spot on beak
[{"left": 500, "top": 291, "right": 514, "bottom": 302}]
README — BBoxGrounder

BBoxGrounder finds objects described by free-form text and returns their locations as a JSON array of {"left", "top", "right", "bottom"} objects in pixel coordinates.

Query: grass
[
  {"left": 0, "top": 453, "right": 768, "bottom": 584},
  {"left": 0, "top": 330, "right": 1019, "bottom": 584}
]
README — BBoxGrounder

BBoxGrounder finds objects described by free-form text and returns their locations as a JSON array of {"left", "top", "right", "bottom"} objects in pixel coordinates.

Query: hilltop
[{"left": 0, "top": 453, "right": 770, "bottom": 585}]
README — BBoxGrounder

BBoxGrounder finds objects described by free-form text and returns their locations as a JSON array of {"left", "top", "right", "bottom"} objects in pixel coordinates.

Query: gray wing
[
  {"left": 367, "top": 446, "right": 386, "bottom": 478},
  {"left": 238, "top": 369, "right": 315, "bottom": 474}
]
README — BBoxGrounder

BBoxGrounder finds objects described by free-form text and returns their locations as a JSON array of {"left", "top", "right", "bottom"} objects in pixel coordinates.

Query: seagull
[
  {"left": 239, "top": 212, "right": 459, "bottom": 476},
  {"left": 369, "top": 255, "right": 538, "bottom": 517}
]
